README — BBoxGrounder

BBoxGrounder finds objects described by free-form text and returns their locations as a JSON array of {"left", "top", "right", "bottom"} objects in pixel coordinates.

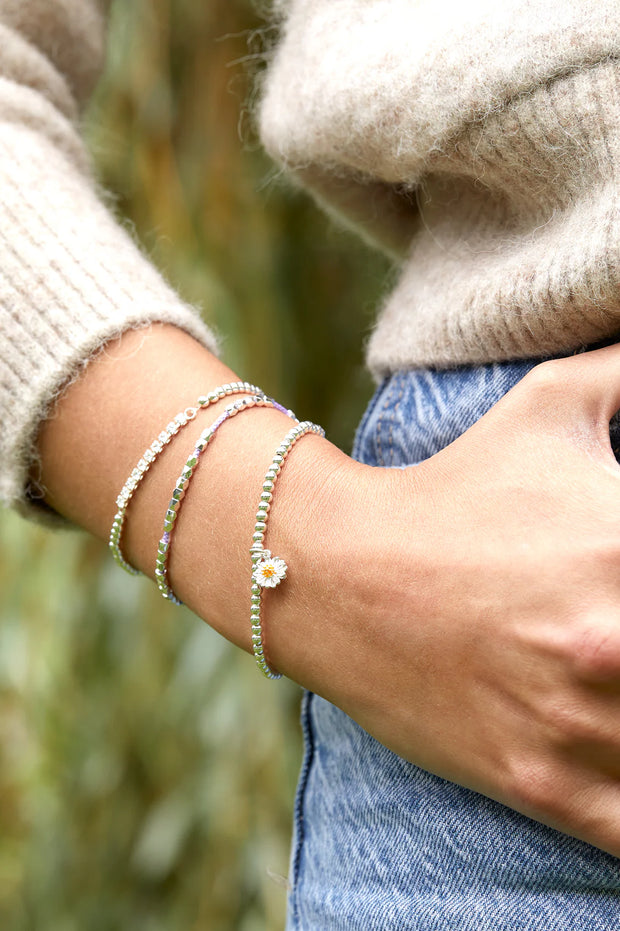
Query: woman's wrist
[{"left": 246, "top": 437, "right": 375, "bottom": 684}]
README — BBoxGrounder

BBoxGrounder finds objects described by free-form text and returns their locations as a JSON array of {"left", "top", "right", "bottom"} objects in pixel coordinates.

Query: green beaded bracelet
[{"left": 250, "top": 421, "right": 325, "bottom": 679}]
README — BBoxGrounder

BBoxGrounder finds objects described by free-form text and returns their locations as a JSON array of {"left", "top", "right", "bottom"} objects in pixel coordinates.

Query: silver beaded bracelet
[
  {"left": 109, "top": 382, "right": 265, "bottom": 575},
  {"left": 250, "top": 421, "right": 325, "bottom": 679},
  {"left": 156, "top": 395, "right": 298, "bottom": 604}
]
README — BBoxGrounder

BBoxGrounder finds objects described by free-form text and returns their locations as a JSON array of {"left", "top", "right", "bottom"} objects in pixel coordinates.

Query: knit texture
[
  {"left": 259, "top": 0, "right": 620, "bottom": 375},
  {"left": 0, "top": 0, "right": 217, "bottom": 519}
]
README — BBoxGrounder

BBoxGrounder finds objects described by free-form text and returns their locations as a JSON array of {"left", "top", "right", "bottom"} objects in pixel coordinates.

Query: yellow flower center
[{"left": 262, "top": 565, "right": 276, "bottom": 578}]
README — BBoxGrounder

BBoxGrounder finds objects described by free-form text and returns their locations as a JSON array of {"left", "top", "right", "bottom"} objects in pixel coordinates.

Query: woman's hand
[{"left": 271, "top": 344, "right": 620, "bottom": 857}]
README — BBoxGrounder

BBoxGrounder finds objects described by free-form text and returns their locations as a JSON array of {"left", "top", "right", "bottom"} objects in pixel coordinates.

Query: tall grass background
[{"left": 0, "top": 1, "right": 390, "bottom": 928}]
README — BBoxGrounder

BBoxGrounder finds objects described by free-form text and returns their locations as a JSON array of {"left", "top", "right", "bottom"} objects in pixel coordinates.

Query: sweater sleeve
[{"left": 0, "top": 0, "right": 218, "bottom": 520}]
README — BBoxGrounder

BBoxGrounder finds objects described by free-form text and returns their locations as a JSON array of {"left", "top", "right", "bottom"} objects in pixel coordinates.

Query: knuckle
[
  {"left": 510, "top": 761, "right": 612, "bottom": 848},
  {"left": 510, "top": 359, "right": 578, "bottom": 417},
  {"left": 522, "top": 358, "right": 571, "bottom": 395},
  {"left": 507, "top": 758, "right": 567, "bottom": 820},
  {"left": 568, "top": 622, "right": 620, "bottom": 682}
]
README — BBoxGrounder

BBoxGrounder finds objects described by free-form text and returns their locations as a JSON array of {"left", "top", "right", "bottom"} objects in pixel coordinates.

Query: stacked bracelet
[
  {"left": 250, "top": 421, "right": 325, "bottom": 679},
  {"left": 156, "top": 395, "right": 298, "bottom": 604},
  {"left": 108, "top": 378, "right": 326, "bottom": 684},
  {"left": 109, "top": 382, "right": 264, "bottom": 575}
]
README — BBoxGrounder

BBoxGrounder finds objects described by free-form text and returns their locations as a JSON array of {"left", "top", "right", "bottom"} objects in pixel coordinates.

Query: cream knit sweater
[
  {"left": 261, "top": 0, "right": 620, "bottom": 373},
  {"left": 2, "top": 0, "right": 620, "bottom": 516}
]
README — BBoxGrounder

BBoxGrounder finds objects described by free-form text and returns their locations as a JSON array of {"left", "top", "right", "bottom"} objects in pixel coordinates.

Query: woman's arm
[{"left": 38, "top": 321, "right": 620, "bottom": 859}]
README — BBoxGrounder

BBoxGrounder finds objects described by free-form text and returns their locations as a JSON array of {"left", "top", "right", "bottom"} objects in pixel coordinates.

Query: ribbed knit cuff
[{"left": 0, "top": 123, "right": 218, "bottom": 522}]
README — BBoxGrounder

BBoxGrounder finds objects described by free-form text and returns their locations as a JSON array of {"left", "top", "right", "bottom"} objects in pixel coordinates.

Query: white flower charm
[{"left": 253, "top": 553, "right": 287, "bottom": 588}]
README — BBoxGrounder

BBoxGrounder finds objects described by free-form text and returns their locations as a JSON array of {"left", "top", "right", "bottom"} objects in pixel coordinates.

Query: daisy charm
[{"left": 252, "top": 551, "right": 288, "bottom": 588}]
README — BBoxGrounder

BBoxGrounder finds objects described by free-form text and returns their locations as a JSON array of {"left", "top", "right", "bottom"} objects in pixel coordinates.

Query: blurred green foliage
[{"left": 0, "top": 1, "right": 389, "bottom": 928}]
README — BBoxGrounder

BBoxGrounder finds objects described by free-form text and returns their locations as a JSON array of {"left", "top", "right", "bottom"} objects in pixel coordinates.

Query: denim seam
[{"left": 290, "top": 691, "right": 316, "bottom": 929}]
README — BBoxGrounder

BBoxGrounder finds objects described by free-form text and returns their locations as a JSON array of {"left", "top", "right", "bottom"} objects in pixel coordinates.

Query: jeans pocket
[{"left": 610, "top": 410, "right": 620, "bottom": 463}]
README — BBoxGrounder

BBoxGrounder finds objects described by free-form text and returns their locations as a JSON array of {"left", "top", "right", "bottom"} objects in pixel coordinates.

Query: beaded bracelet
[
  {"left": 156, "top": 395, "right": 298, "bottom": 604},
  {"left": 109, "top": 382, "right": 265, "bottom": 575},
  {"left": 250, "top": 421, "right": 325, "bottom": 679}
]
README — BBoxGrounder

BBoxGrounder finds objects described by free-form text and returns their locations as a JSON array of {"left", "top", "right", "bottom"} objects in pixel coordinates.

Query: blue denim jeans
[{"left": 286, "top": 359, "right": 620, "bottom": 930}]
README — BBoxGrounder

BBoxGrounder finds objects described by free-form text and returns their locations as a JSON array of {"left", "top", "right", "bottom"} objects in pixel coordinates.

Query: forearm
[{"left": 36, "top": 323, "right": 363, "bottom": 670}]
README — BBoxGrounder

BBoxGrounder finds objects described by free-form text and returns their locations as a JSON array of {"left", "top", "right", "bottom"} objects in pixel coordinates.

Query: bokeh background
[{"left": 0, "top": 2, "right": 390, "bottom": 928}]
